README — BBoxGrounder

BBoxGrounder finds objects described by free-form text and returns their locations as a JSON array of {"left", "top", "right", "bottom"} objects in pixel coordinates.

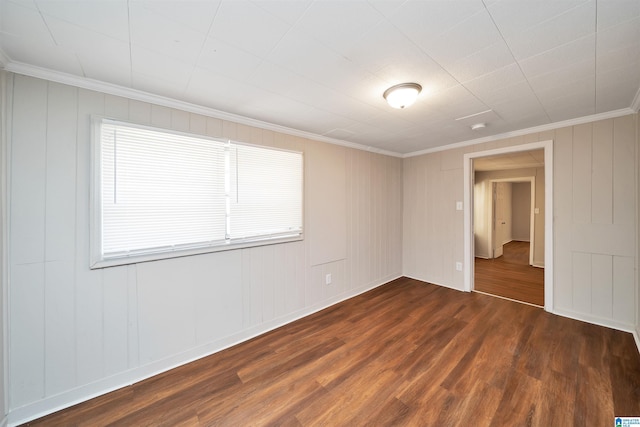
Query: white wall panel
[
  {"left": 426, "top": 153, "right": 445, "bottom": 283},
  {"left": 10, "top": 76, "right": 47, "bottom": 265},
  {"left": 571, "top": 223, "right": 634, "bottom": 256},
  {"left": 636, "top": 116, "right": 640, "bottom": 337},
  {"left": 171, "top": 109, "right": 190, "bottom": 132},
  {"left": 44, "top": 261, "right": 76, "bottom": 396},
  {"left": 192, "top": 251, "right": 242, "bottom": 345},
  {"left": 150, "top": 104, "right": 171, "bottom": 128},
  {"left": 307, "top": 141, "right": 347, "bottom": 266},
  {"left": 75, "top": 88, "right": 105, "bottom": 386},
  {"left": 572, "top": 123, "right": 592, "bottom": 224},
  {"left": 592, "top": 120, "right": 613, "bottom": 224},
  {"left": 45, "top": 83, "right": 77, "bottom": 262},
  {"left": 613, "top": 115, "right": 636, "bottom": 226},
  {"left": 246, "top": 246, "right": 265, "bottom": 326},
  {"left": 613, "top": 255, "right": 635, "bottom": 324},
  {"left": 0, "top": 71, "right": 7, "bottom": 421},
  {"left": 554, "top": 127, "right": 574, "bottom": 310},
  {"left": 206, "top": 117, "right": 223, "bottom": 138},
  {"left": 259, "top": 245, "right": 276, "bottom": 323},
  {"left": 572, "top": 252, "right": 592, "bottom": 314},
  {"left": 75, "top": 269, "right": 104, "bottom": 385},
  {"left": 137, "top": 257, "right": 198, "bottom": 363},
  {"left": 103, "top": 266, "right": 129, "bottom": 377},
  {"left": 591, "top": 254, "right": 613, "bottom": 318},
  {"left": 283, "top": 241, "right": 305, "bottom": 314},
  {"left": 128, "top": 100, "right": 151, "bottom": 124},
  {"left": 10, "top": 264, "right": 45, "bottom": 409},
  {"left": 189, "top": 112, "right": 207, "bottom": 135},
  {"left": 126, "top": 264, "right": 139, "bottom": 368},
  {"left": 104, "top": 94, "right": 129, "bottom": 120}
]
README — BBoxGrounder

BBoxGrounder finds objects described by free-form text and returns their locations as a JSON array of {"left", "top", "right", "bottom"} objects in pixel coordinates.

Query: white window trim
[{"left": 90, "top": 116, "right": 304, "bottom": 269}]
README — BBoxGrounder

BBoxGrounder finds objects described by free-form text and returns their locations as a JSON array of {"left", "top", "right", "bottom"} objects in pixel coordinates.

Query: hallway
[{"left": 474, "top": 241, "right": 544, "bottom": 306}]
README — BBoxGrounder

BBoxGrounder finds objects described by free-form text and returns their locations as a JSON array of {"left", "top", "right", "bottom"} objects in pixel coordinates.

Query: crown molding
[
  {"left": 0, "top": 48, "right": 9, "bottom": 70},
  {"left": 3, "top": 61, "right": 638, "bottom": 160},
  {"left": 403, "top": 107, "right": 637, "bottom": 158},
  {"left": 4, "top": 61, "right": 404, "bottom": 158},
  {"left": 631, "top": 87, "right": 640, "bottom": 113}
]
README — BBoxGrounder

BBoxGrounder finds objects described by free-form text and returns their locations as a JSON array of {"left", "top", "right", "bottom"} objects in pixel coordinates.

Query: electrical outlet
[
  {"left": 325, "top": 273, "right": 332, "bottom": 285},
  {"left": 456, "top": 201, "right": 463, "bottom": 211},
  {"left": 455, "top": 262, "right": 463, "bottom": 271}
]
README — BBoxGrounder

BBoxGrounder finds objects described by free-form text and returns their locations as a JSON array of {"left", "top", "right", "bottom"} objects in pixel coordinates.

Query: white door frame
[
  {"left": 487, "top": 177, "right": 536, "bottom": 265},
  {"left": 463, "top": 140, "right": 554, "bottom": 313}
]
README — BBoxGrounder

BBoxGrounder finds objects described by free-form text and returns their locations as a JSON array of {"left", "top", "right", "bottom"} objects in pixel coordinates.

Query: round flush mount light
[
  {"left": 383, "top": 83, "right": 422, "bottom": 109},
  {"left": 471, "top": 123, "right": 486, "bottom": 130}
]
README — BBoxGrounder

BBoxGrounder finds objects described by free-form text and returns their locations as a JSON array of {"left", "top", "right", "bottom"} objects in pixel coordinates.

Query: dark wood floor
[
  {"left": 475, "top": 240, "right": 544, "bottom": 306},
  {"left": 25, "top": 277, "right": 640, "bottom": 426}
]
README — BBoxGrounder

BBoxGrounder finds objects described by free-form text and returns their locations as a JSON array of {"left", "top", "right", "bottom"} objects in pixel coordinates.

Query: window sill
[{"left": 90, "top": 234, "right": 304, "bottom": 269}]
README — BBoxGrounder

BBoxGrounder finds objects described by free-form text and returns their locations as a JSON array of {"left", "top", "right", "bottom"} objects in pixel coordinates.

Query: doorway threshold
[{"left": 472, "top": 289, "right": 543, "bottom": 309}]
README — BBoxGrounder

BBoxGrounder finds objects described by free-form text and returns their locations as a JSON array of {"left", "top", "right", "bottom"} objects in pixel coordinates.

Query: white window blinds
[
  {"left": 228, "top": 143, "right": 303, "bottom": 240},
  {"left": 92, "top": 119, "right": 303, "bottom": 268}
]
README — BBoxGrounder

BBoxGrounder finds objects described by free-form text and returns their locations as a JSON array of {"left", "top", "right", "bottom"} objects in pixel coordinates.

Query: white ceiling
[{"left": 1, "top": 0, "right": 639, "bottom": 155}]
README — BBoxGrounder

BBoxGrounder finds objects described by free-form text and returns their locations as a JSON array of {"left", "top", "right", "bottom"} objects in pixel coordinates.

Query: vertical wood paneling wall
[
  {"left": 5, "top": 74, "right": 402, "bottom": 421},
  {"left": 1, "top": 70, "right": 8, "bottom": 424},
  {"left": 637, "top": 115, "right": 640, "bottom": 342},
  {"left": 403, "top": 114, "right": 638, "bottom": 332},
  {"left": 637, "top": 116, "right": 640, "bottom": 342},
  {"left": 512, "top": 182, "right": 531, "bottom": 242}
]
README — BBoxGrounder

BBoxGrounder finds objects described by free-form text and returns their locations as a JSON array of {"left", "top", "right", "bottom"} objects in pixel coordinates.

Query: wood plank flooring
[
  {"left": 475, "top": 241, "right": 544, "bottom": 306},
  {"left": 24, "top": 277, "right": 640, "bottom": 426}
]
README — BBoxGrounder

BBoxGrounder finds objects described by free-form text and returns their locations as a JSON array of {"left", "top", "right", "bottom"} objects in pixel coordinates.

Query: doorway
[
  {"left": 463, "top": 141, "right": 554, "bottom": 312},
  {"left": 485, "top": 178, "right": 536, "bottom": 264}
]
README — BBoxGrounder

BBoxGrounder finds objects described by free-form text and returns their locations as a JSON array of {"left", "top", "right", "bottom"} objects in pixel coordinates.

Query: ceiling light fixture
[
  {"left": 383, "top": 83, "right": 422, "bottom": 109},
  {"left": 471, "top": 123, "right": 486, "bottom": 130}
]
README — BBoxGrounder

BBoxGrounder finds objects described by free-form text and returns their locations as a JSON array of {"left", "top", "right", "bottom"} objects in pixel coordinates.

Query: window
[{"left": 91, "top": 118, "right": 303, "bottom": 268}]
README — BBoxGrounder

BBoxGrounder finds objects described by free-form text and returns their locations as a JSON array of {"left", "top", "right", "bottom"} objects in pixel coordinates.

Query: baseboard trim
[
  {"left": 8, "top": 273, "right": 401, "bottom": 427},
  {"left": 402, "top": 274, "right": 466, "bottom": 292},
  {"left": 634, "top": 326, "right": 640, "bottom": 356},
  {"left": 552, "top": 307, "right": 637, "bottom": 336}
]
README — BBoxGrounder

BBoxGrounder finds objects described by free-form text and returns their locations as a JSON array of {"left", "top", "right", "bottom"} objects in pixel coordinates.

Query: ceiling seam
[
  {"left": 183, "top": 0, "right": 223, "bottom": 99},
  {"left": 126, "top": 0, "right": 133, "bottom": 87},
  {"left": 482, "top": 0, "right": 552, "bottom": 124},
  {"left": 34, "top": 4, "right": 58, "bottom": 47},
  {"left": 594, "top": 0, "right": 598, "bottom": 114}
]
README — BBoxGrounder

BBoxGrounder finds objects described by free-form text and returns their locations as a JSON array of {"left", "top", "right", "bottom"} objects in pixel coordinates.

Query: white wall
[
  {"left": 404, "top": 114, "right": 638, "bottom": 332},
  {"left": 0, "top": 70, "right": 8, "bottom": 426},
  {"left": 637, "top": 114, "right": 640, "bottom": 345},
  {"left": 512, "top": 182, "right": 531, "bottom": 242},
  {"left": 5, "top": 73, "right": 403, "bottom": 423}
]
